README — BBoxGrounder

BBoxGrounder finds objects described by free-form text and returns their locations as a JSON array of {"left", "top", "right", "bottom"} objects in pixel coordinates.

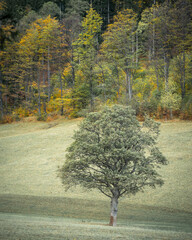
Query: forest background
[{"left": 0, "top": 0, "right": 192, "bottom": 122}]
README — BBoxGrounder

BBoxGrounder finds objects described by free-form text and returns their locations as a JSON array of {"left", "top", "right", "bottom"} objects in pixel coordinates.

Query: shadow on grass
[{"left": 0, "top": 194, "right": 192, "bottom": 232}]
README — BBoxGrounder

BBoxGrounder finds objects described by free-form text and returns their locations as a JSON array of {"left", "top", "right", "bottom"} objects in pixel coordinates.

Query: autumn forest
[{"left": 0, "top": 0, "right": 192, "bottom": 122}]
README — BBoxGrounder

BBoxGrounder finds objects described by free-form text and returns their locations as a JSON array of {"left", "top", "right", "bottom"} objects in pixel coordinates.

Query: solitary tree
[{"left": 59, "top": 105, "right": 167, "bottom": 226}]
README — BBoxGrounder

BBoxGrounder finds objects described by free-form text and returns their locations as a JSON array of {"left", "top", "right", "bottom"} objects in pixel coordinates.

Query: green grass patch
[{"left": 0, "top": 119, "right": 192, "bottom": 238}]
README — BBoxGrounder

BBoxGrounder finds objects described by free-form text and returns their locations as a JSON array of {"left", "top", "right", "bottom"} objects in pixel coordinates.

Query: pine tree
[
  {"left": 73, "top": 7, "right": 102, "bottom": 111},
  {"left": 101, "top": 9, "right": 137, "bottom": 103}
]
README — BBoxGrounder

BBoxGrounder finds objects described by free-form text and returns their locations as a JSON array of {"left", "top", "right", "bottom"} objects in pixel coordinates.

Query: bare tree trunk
[
  {"left": 152, "top": 1, "right": 156, "bottom": 57},
  {"left": 25, "top": 75, "right": 28, "bottom": 103},
  {"left": 71, "top": 50, "right": 75, "bottom": 86},
  {"left": 90, "top": 79, "right": 94, "bottom": 112},
  {"left": 42, "top": 57, "right": 47, "bottom": 114},
  {"left": 148, "top": 46, "right": 152, "bottom": 62},
  {"left": 125, "top": 69, "right": 132, "bottom": 103},
  {"left": 60, "top": 70, "right": 64, "bottom": 115},
  {"left": 109, "top": 194, "right": 119, "bottom": 227},
  {"left": 117, "top": 68, "right": 120, "bottom": 98},
  {"left": 37, "top": 68, "right": 41, "bottom": 116},
  {"left": 132, "top": 31, "right": 135, "bottom": 63},
  {"left": 136, "top": 31, "right": 138, "bottom": 67},
  {"left": 98, "top": 63, "right": 106, "bottom": 102},
  {"left": 153, "top": 58, "right": 159, "bottom": 90},
  {"left": 108, "top": 0, "right": 110, "bottom": 24},
  {"left": 47, "top": 46, "right": 51, "bottom": 101},
  {"left": 0, "top": 69, "right": 4, "bottom": 118},
  {"left": 164, "top": 53, "right": 169, "bottom": 90},
  {"left": 182, "top": 50, "right": 186, "bottom": 98},
  {"left": 155, "top": 65, "right": 159, "bottom": 90}
]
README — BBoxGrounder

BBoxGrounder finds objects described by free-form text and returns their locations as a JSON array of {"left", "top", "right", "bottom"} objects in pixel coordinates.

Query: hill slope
[{"left": 0, "top": 119, "right": 192, "bottom": 212}]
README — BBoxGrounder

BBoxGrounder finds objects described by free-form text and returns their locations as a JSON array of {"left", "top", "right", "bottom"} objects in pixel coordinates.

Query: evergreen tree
[
  {"left": 73, "top": 7, "right": 102, "bottom": 111},
  {"left": 101, "top": 9, "right": 137, "bottom": 103}
]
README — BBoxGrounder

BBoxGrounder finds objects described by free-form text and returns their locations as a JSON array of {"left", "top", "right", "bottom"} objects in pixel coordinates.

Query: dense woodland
[{"left": 0, "top": 0, "right": 192, "bottom": 122}]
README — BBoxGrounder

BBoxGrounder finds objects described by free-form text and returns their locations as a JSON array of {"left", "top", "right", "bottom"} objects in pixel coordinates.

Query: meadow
[{"left": 0, "top": 118, "right": 192, "bottom": 239}]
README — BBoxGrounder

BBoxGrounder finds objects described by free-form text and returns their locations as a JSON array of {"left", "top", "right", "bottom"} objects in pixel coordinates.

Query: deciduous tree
[{"left": 60, "top": 105, "right": 167, "bottom": 226}]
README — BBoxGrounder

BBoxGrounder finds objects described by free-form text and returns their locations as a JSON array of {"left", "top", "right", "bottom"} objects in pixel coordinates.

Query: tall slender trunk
[
  {"left": 42, "top": 57, "right": 47, "bottom": 114},
  {"left": 125, "top": 69, "right": 132, "bottom": 104},
  {"left": 164, "top": 53, "right": 169, "bottom": 90},
  {"left": 29, "top": 67, "right": 33, "bottom": 107},
  {"left": 108, "top": 0, "right": 110, "bottom": 24},
  {"left": 25, "top": 75, "right": 29, "bottom": 105},
  {"left": 47, "top": 46, "right": 51, "bottom": 101},
  {"left": 132, "top": 31, "right": 135, "bottom": 63},
  {"left": 71, "top": 49, "right": 75, "bottom": 86},
  {"left": 90, "top": 79, "right": 94, "bottom": 112},
  {"left": 59, "top": 1, "right": 62, "bottom": 21},
  {"left": 117, "top": 67, "right": 120, "bottom": 98},
  {"left": 182, "top": 50, "right": 186, "bottom": 99},
  {"left": 98, "top": 63, "right": 106, "bottom": 102},
  {"left": 154, "top": 61, "right": 159, "bottom": 90},
  {"left": 0, "top": 69, "right": 4, "bottom": 118},
  {"left": 136, "top": 31, "right": 138, "bottom": 67},
  {"left": 148, "top": 46, "right": 152, "bottom": 62},
  {"left": 37, "top": 68, "right": 41, "bottom": 116},
  {"left": 0, "top": 27, "right": 4, "bottom": 118},
  {"left": 152, "top": 1, "right": 156, "bottom": 57},
  {"left": 60, "top": 70, "right": 64, "bottom": 115}
]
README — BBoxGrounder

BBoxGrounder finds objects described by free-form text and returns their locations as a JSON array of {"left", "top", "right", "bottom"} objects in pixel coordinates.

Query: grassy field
[{"left": 0, "top": 118, "right": 192, "bottom": 239}]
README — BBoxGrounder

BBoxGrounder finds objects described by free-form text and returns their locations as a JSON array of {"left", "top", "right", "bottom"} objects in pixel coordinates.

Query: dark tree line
[{"left": 0, "top": 0, "right": 192, "bottom": 121}]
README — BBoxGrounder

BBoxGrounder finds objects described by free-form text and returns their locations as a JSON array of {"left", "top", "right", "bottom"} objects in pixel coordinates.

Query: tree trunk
[
  {"left": 71, "top": 50, "right": 75, "bottom": 86},
  {"left": 154, "top": 59, "right": 159, "bottom": 90},
  {"left": 136, "top": 31, "right": 138, "bottom": 67},
  {"left": 60, "top": 70, "right": 64, "bottom": 115},
  {"left": 164, "top": 53, "right": 169, "bottom": 90},
  {"left": 37, "top": 68, "right": 41, "bottom": 116},
  {"left": 0, "top": 68, "right": 4, "bottom": 118},
  {"left": 42, "top": 57, "right": 47, "bottom": 114},
  {"left": 109, "top": 196, "right": 118, "bottom": 227},
  {"left": 182, "top": 50, "right": 186, "bottom": 99},
  {"left": 108, "top": 0, "right": 110, "bottom": 24},
  {"left": 152, "top": 2, "right": 156, "bottom": 57},
  {"left": 125, "top": 69, "right": 132, "bottom": 103},
  {"left": 90, "top": 79, "right": 94, "bottom": 112},
  {"left": 89, "top": 67, "right": 94, "bottom": 112},
  {"left": 47, "top": 46, "right": 51, "bottom": 101}
]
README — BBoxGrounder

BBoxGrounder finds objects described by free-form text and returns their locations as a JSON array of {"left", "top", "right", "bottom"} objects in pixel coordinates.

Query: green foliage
[
  {"left": 39, "top": 1, "right": 61, "bottom": 18},
  {"left": 161, "top": 82, "right": 182, "bottom": 112},
  {"left": 60, "top": 105, "right": 167, "bottom": 198},
  {"left": 18, "top": 10, "right": 39, "bottom": 33},
  {"left": 74, "top": 7, "right": 102, "bottom": 63},
  {"left": 70, "top": 83, "right": 90, "bottom": 116},
  {"left": 180, "top": 94, "right": 192, "bottom": 119},
  {"left": 65, "top": 0, "right": 89, "bottom": 18},
  {"left": 73, "top": 7, "right": 103, "bottom": 111},
  {"left": 36, "top": 112, "right": 47, "bottom": 121},
  {"left": 1, "top": 0, "right": 192, "bottom": 121}
]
